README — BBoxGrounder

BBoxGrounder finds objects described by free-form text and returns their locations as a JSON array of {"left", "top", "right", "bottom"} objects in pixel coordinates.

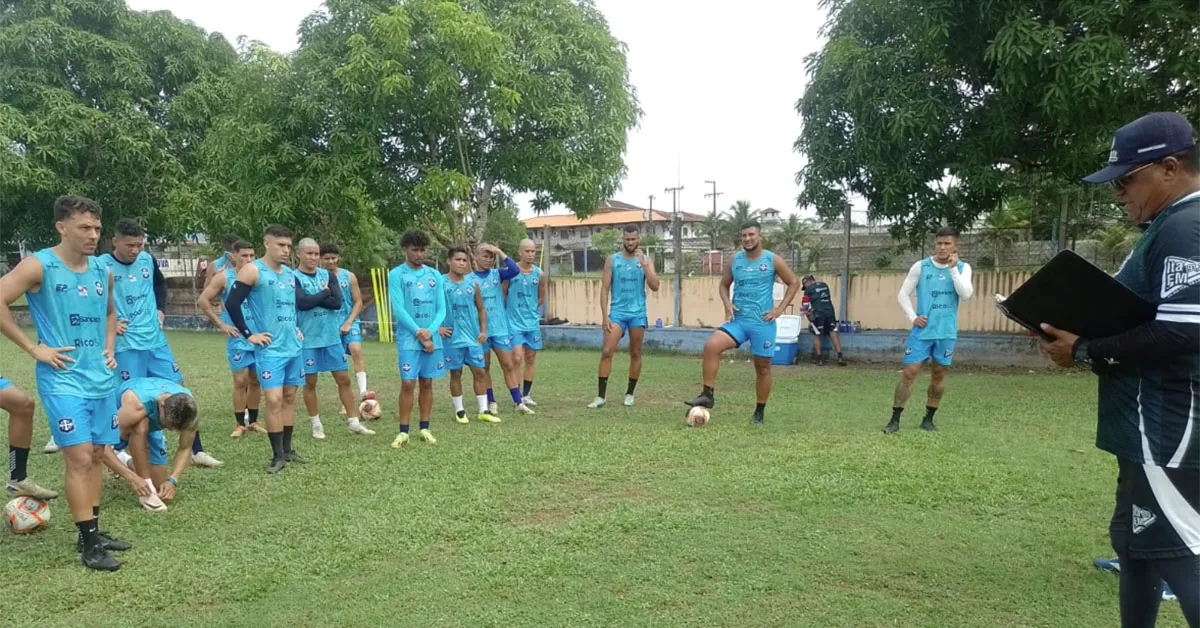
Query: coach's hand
[
  {"left": 219, "top": 324, "right": 240, "bottom": 338},
  {"left": 1039, "top": 323, "right": 1080, "bottom": 368},
  {"left": 31, "top": 345, "right": 75, "bottom": 369},
  {"left": 248, "top": 332, "right": 272, "bottom": 347},
  {"left": 912, "top": 316, "right": 929, "bottom": 328},
  {"left": 438, "top": 326, "right": 453, "bottom": 338},
  {"left": 421, "top": 339, "right": 435, "bottom": 353},
  {"left": 116, "top": 318, "right": 129, "bottom": 335}
]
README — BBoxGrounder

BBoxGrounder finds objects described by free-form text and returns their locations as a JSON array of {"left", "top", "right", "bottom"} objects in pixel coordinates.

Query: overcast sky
[{"left": 127, "top": 0, "right": 830, "bottom": 220}]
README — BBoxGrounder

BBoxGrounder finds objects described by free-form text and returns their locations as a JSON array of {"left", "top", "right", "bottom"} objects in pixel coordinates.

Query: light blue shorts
[
  {"left": 304, "top": 345, "right": 349, "bottom": 374},
  {"left": 227, "top": 344, "right": 256, "bottom": 371},
  {"left": 255, "top": 354, "right": 305, "bottom": 389},
  {"left": 40, "top": 393, "right": 119, "bottom": 448},
  {"left": 0, "top": 377, "right": 11, "bottom": 392},
  {"left": 903, "top": 333, "right": 956, "bottom": 366},
  {"left": 510, "top": 330, "right": 542, "bottom": 351},
  {"left": 483, "top": 335, "right": 513, "bottom": 353},
  {"left": 608, "top": 313, "right": 647, "bottom": 336},
  {"left": 719, "top": 319, "right": 778, "bottom": 358},
  {"left": 116, "top": 345, "right": 182, "bottom": 383},
  {"left": 397, "top": 350, "right": 445, "bottom": 381},
  {"left": 444, "top": 345, "right": 486, "bottom": 371},
  {"left": 147, "top": 430, "right": 169, "bottom": 466}
]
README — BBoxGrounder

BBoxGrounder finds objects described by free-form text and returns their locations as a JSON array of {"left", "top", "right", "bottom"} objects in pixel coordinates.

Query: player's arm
[
  {"left": 537, "top": 271, "right": 547, "bottom": 308},
  {"left": 387, "top": 270, "right": 421, "bottom": 339},
  {"left": 600, "top": 255, "right": 612, "bottom": 322},
  {"left": 764, "top": 255, "right": 802, "bottom": 321},
  {"left": 490, "top": 246, "right": 520, "bottom": 281},
  {"left": 318, "top": 272, "right": 342, "bottom": 310},
  {"left": 295, "top": 281, "right": 332, "bottom": 311},
  {"left": 103, "top": 269, "right": 117, "bottom": 368},
  {"left": 168, "top": 429, "right": 196, "bottom": 490},
  {"left": 0, "top": 256, "right": 66, "bottom": 365},
  {"left": 474, "top": 287, "right": 488, "bottom": 339},
  {"left": 108, "top": 393, "right": 151, "bottom": 496},
  {"left": 949, "top": 261, "right": 974, "bottom": 300},
  {"left": 225, "top": 264, "right": 268, "bottom": 344},
  {"left": 197, "top": 272, "right": 239, "bottom": 336},
  {"left": 342, "top": 272, "right": 364, "bottom": 331},
  {"left": 430, "top": 273, "right": 448, "bottom": 332},
  {"left": 719, "top": 258, "right": 734, "bottom": 318},
  {"left": 643, "top": 253, "right": 661, "bottom": 292},
  {"left": 897, "top": 261, "right": 921, "bottom": 323}
]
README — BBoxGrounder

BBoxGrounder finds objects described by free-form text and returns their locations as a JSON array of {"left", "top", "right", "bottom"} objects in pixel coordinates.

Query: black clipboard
[{"left": 995, "top": 250, "right": 1155, "bottom": 341}]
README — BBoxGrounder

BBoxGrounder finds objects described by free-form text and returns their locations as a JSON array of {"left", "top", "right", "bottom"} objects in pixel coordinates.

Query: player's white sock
[
  {"left": 452, "top": 396, "right": 464, "bottom": 414},
  {"left": 310, "top": 414, "right": 321, "bottom": 423},
  {"left": 476, "top": 395, "right": 488, "bottom": 413},
  {"left": 356, "top": 371, "right": 368, "bottom": 395}
]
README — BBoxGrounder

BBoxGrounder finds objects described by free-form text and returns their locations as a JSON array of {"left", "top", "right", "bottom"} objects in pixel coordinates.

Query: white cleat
[
  {"left": 624, "top": 394, "right": 635, "bottom": 407},
  {"left": 347, "top": 420, "right": 375, "bottom": 436},
  {"left": 7, "top": 479, "right": 58, "bottom": 500},
  {"left": 192, "top": 451, "right": 224, "bottom": 468},
  {"left": 516, "top": 402, "right": 535, "bottom": 415},
  {"left": 42, "top": 438, "right": 59, "bottom": 454},
  {"left": 116, "top": 450, "right": 135, "bottom": 470},
  {"left": 488, "top": 401, "right": 500, "bottom": 415},
  {"left": 311, "top": 420, "right": 326, "bottom": 441},
  {"left": 587, "top": 397, "right": 606, "bottom": 409},
  {"left": 139, "top": 479, "right": 167, "bottom": 512},
  {"left": 522, "top": 396, "right": 537, "bottom": 407}
]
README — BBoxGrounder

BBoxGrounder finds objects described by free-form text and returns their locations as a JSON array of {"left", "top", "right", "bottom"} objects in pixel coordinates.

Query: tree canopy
[{"left": 795, "top": 0, "right": 1200, "bottom": 244}]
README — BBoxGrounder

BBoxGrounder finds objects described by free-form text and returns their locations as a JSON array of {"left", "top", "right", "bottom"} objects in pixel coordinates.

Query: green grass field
[{"left": 0, "top": 330, "right": 1187, "bottom": 627}]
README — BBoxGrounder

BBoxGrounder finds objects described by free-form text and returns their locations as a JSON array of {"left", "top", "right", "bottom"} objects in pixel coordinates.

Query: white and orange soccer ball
[
  {"left": 686, "top": 406, "right": 710, "bottom": 427},
  {"left": 5, "top": 496, "right": 50, "bottom": 534},
  {"left": 359, "top": 398, "right": 382, "bottom": 420}
]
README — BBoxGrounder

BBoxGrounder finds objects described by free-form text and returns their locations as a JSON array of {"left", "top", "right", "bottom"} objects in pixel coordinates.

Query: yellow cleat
[
  {"left": 391, "top": 432, "right": 410, "bottom": 449},
  {"left": 419, "top": 428, "right": 437, "bottom": 445},
  {"left": 476, "top": 413, "right": 501, "bottom": 424},
  {"left": 454, "top": 413, "right": 469, "bottom": 425}
]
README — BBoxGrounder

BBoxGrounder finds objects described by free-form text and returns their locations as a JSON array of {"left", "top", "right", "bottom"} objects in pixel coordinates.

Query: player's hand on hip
[
  {"left": 129, "top": 476, "right": 151, "bottom": 497},
  {"left": 220, "top": 324, "right": 240, "bottom": 338},
  {"left": 763, "top": 307, "right": 782, "bottom": 322},
  {"left": 438, "top": 326, "right": 453, "bottom": 338},
  {"left": 116, "top": 319, "right": 129, "bottom": 335},
  {"left": 913, "top": 315, "right": 929, "bottom": 328},
  {"left": 32, "top": 345, "right": 75, "bottom": 369},
  {"left": 249, "top": 332, "right": 272, "bottom": 347},
  {"left": 1039, "top": 323, "right": 1079, "bottom": 368},
  {"left": 157, "top": 310, "right": 166, "bottom": 328}
]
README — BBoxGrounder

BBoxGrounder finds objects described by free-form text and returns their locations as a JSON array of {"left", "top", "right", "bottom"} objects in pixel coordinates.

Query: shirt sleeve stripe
[
  {"left": 1157, "top": 313, "right": 1200, "bottom": 324},
  {"left": 1158, "top": 303, "right": 1200, "bottom": 313}
]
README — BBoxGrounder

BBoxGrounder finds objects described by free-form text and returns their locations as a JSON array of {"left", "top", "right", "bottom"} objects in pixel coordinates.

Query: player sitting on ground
[
  {"left": 442, "top": 245, "right": 501, "bottom": 424},
  {"left": 471, "top": 243, "right": 533, "bottom": 415},
  {"left": 104, "top": 378, "right": 199, "bottom": 512}
]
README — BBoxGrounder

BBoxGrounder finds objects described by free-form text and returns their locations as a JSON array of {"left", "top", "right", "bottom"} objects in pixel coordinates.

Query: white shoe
[
  {"left": 192, "top": 451, "right": 224, "bottom": 468},
  {"left": 587, "top": 397, "right": 606, "bottom": 409},
  {"left": 312, "top": 420, "right": 326, "bottom": 441},
  {"left": 419, "top": 428, "right": 437, "bottom": 445},
  {"left": 347, "top": 419, "right": 375, "bottom": 435},
  {"left": 523, "top": 396, "right": 537, "bottom": 407},
  {"left": 516, "top": 402, "right": 535, "bottom": 415},
  {"left": 7, "top": 479, "right": 58, "bottom": 500},
  {"left": 43, "top": 438, "right": 59, "bottom": 454},
  {"left": 116, "top": 450, "right": 134, "bottom": 470},
  {"left": 139, "top": 479, "right": 167, "bottom": 512},
  {"left": 624, "top": 394, "right": 635, "bottom": 407},
  {"left": 488, "top": 401, "right": 500, "bottom": 415}
]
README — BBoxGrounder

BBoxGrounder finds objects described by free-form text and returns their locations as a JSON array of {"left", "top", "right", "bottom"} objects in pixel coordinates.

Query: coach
[{"left": 1041, "top": 112, "right": 1199, "bottom": 627}]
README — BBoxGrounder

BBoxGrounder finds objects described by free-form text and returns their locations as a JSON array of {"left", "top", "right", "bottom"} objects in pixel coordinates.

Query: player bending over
[
  {"left": 800, "top": 275, "right": 846, "bottom": 366},
  {"left": 684, "top": 221, "right": 802, "bottom": 424},
  {"left": 104, "top": 378, "right": 199, "bottom": 512}
]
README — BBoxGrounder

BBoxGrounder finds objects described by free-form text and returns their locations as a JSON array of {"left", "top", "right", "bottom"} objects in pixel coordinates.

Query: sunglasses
[{"left": 1110, "top": 161, "right": 1158, "bottom": 191}]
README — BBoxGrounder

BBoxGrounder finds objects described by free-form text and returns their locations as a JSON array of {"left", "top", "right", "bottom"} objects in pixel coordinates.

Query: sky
[{"left": 126, "top": 0, "right": 832, "bottom": 220}]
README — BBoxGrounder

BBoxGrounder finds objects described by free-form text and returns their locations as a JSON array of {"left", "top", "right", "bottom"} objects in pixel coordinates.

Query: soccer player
[
  {"left": 588, "top": 225, "right": 660, "bottom": 409},
  {"left": 0, "top": 195, "right": 129, "bottom": 571},
  {"left": 506, "top": 239, "right": 546, "bottom": 407},
  {"left": 471, "top": 243, "right": 533, "bottom": 415},
  {"left": 98, "top": 218, "right": 222, "bottom": 467},
  {"left": 2, "top": 379, "right": 57, "bottom": 499},
  {"left": 223, "top": 225, "right": 308, "bottom": 474},
  {"left": 196, "top": 239, "right": 264, "bottom": 438},
  {"left": 684, "top": 221, "right": 802, "bottom": 424},
  {"left": 387, "top": 230, "right": 446, "bottom": 448},
  {"left": 294, "top": 238, "right": 373, "bottom": 438},
  {"left": 800, "top": 275, "right": 846, "bottom": 366},
  {"left": 107, "top": 377, "right": 199, "bottom": 513},
  {"left": 442, "top": 245, "right": 501, "bottom": 424},
  {"left": 320, "top": 243, "right": 373, "bottom": 404},
  {"left": 884, "top": 226, "right": 974, "bottom": 433}
]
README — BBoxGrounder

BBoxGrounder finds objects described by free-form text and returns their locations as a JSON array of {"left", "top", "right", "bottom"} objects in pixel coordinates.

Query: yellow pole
[{"left": 371, "top": 268, "right": 393, "bottom": 343}]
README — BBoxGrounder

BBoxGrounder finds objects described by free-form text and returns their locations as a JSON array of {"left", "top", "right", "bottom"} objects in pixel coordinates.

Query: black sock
[
  {"left": 248, "top": 408, "right": 259, "bottom": 423},
  {"left": 192, "top": 431, "right": 203, "bottom": 454},
  {"left": 523, "top": 380, "right": 533, "bottom": 396},
  {"left": 456, "top": 410, "right": 466, "bottom": 418},
  {"left": 924, "top": 406, "right": 938, "bottom": 422},
  {"left": 235, "top": 412, "right": 246, "bottom": 427},
  {"left": 891, "top": 407, "right": 903, "bottom": 422},
  {"left": 9, "top": 446, "right": 29, "bottom": 483},
  {"left": 597, "top": 377, "right": 608, "bottom": 398},
  {"left": 282, "top": 425, "right": 294, "bottom": 453},
  {"left": 626, "top": 378, "right": 638, "bottom": 395},
  {"left": 837, "top": 352, "right": 843, "bottom": 358},
  {"left": 702, "top": 385, "right": 714, "bottom": 399},
  {"left": 76, "top": 518, "right": 100, "bottom": 549},
  {"left": 268, "top": 431, "right": 285, "bottom": 459},
  {"left": 754, "top": 403, "right": 766, "bottom": 416}
]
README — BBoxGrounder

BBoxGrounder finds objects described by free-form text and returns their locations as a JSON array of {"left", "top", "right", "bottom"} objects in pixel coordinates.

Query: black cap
[
  {"left": 802, "top": 275, "right": 815, "bottom": 283},
  {"left": 1083, "top": 112, "right": 1197, "bottom": 183}
]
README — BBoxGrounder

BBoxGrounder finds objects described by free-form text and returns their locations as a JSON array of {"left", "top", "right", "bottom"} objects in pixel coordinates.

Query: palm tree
[
  {"left": 698, "top": 209, "right": 726, "bottom": 250},
  {"left": 980, "top": 204, "right": 1029, "bottom": 271},
  {"left": 772, "top": 214, "right": 811, "bottom": 266},
  {"left": 725, "top": 200, "right": 760, "bottom": 246},
  {"left": 1094, "top": 224, "right": 1137, "bottom": 270}
]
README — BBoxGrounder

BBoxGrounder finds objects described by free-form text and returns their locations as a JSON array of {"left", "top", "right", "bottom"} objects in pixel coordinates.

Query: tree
[
  {"left": 0, "top": 0, "right": 237, "bottom": 247},
  {"left": 481, "top": 195, "right": 528, "bottom": 255},
  {"left": 296, "top": 0, "right": 640, "bottom": 246},
  {"left": 591, "top": 228, "right": 620, "bottom": 253},
  {"left": 795, "top": 0, "right": 1199, "bottom": 245},
  {"left": 698, "top": 208, "right": 726, "bottom": 250},
  {"left": 1094, "top": 223, "right": 1136, "bottom": 270},
  {"left": 772, "top": 214, "right": 812, "bottom": 265},
  {"left": 724, "top": 200, "right": 760, "bottom": 246},
  {"left": 979, "top": 202, "right": 1030, "bottom": 270}
]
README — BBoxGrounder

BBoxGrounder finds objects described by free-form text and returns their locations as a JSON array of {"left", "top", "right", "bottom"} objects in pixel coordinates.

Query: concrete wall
[{"left": 546, "top": 270, "right": 1032, "bottom": 333}]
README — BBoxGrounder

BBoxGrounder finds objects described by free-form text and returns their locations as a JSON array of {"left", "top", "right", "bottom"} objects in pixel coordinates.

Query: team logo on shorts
[
  {"left": 401, "top": 363, "right": 412, "bottom": 373},
  {"left": 94, "top": 281, "right": 104, "bottom": 296},
  {"left": 77, "top": 286, "right": 89, "bottom": 297},
  {"left": 142, "top": 267, "right": 151, "bottom": 279},
  {"left": 111, "top": 413, "right": 119, "bottom": 429},
  {"left": 261, "top": 370, "right": 273, "bottom": 380},
  {"left": 437, "top": 360, "right": 445, "bottom": 369},
  {"left": 759, "top": 263, "right": 768, "bottom": 272},
  {"left": 233, "top": 352, "right": 243, "bottom": 363},
  {"left": 57, "top": 418, "right": 75, "bottom": 434},
  {"left": 764, "top": 340, "right": 773, "bottom": 348},
  {"left": 172, "top": 362, "right": 180, "bottom": 372},
  {"left": 943, "top": 349, "right": 953, "bottom": 358},
  {"left": 305, "top": 358, "right": 315, "bottom": 367},
  {"left": 904, "top": 348, "right": 913, "bottom": 355},
  {"left": 120, "top": 370, "right": 131, "bottom": 380}
]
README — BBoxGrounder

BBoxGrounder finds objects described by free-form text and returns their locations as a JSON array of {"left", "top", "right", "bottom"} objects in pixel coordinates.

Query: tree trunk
[{"left": 468, "top": 178, "right": 496, "bottom": 243}]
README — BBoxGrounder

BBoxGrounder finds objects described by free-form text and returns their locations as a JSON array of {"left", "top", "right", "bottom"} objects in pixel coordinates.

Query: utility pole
[
  {"left": 703, "top": 180, "right": 722, "bottom": 216},
  {"left": 840, "top": 204, "right": 851, "bottom": 322},
  {"left": 648, "top": 194, "right": 655, "bottom": 211},
  {"left": 665, "top": 185, "right": 685, "bottom": 327}
]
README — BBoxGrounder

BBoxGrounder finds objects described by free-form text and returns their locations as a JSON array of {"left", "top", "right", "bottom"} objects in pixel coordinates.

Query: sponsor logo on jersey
[
  {"left": 1132, "top": 504, "right": 1157, "bottom": 534},
  {"left": 1161, "top": 256, "right": 1200, "bottom": 299},
  {"left": 55, "top": 283, "right": 69, "bottom": 293},
  {"left": 77, "top": 286, "right": 89, "bottom": 296},
  {"left": 69, "top": 314, "right": 102, "bottom": 326}
]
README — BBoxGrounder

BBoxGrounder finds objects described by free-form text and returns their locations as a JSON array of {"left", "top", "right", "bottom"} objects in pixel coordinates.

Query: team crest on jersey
[
  {"left": 57, "top": 418, "right": 75, "bottom": 434},
  {"left": 466, "top": 286, "right": 474, "bottom": 295},
  {"left": 759, "top": 263, "right": 768, "bottom": 272},
  {"left": 417, "top": 281, "right": 424, "bottom": 289},
  {"left": 456, "top": 288, "right": 463, "bottom": 295},
  {"left": 1161, "top": 256, "right": 1200, "bottom": 299},
  {"left": 428, "top": 278, "right": 436, "bottom": 287},
  {"left": 401, "top": 363, "right": 412, "bottom": 373},
  {"left": 94, "top": 281, "right": 104, "bottom": 296},
  {"left": 125, "top": 274, "right": 134, "bottom": 283},
  {"left": 120, "top": 370, "right": 130, "bottom": 381},
  {"left": 77, "top": 286, "right": 89, "bottom": 297},
  {"left": 261, "top": 370, "right": 273, "bottom": 380},
  {"left": 142, "top": 267, "right": 151, "bottom": 279},
  {"left": 937, "top": 273, "right": 946, "bottom": 281}
]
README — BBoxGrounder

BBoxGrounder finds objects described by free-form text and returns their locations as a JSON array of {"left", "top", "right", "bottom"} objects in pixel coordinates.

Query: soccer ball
[
  {"left": 359, "top": 398, "right": 382, "bottom": 420},
  {"left": 4, "top": 497, "right": 50, "bottom": 534},
  {"left": 686, "top": 406, "right": 710, "bottom": 427}
]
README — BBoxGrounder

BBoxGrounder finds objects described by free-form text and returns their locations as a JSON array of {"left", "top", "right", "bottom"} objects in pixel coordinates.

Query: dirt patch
[{"left": 511, "top": 506, "right": 572, "bottom": 527}]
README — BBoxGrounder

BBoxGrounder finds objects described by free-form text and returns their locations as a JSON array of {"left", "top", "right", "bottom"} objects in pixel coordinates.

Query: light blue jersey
[
  {"left": 731, "top": 250, "right": 777, "bottom": 323},
  {"left": 121, "top": 377, "right": 190, "bottom": 433},
  {"left": 221, "top": 267, "right": 256, "bottom": 354},
  {"left": 475, "top": 269, "right": 510, "bottom": 339},
  {"left": 26, "top": 249, "right": 116, "bottom": 398},
  {"left": 505, "top": 266, "right": 542, "bottom": 332},
  {"left": 99, "top": 251, "right": 165, "bottom": 352},
  {"left": 388, "top": 263, "right": 446, "bottom": 352},
  {"left": 296, "top": 268, "right": 340, "bottom": 348},
  {"left": 609, "top": 252, "right": 647, "bottom": 318},
  {"left": 212, "top": 254, "right": 230, "bottom": 272},
  {"left": 443, "top": 274, "right": 483, "bottom": 348},
  {"left": 912, "top": 257, "right": 964, "bottom": 341},
  {"left": 334, "top": 268, "right": 360, "bottom": 335},
  {"left": 246, "top": 260, "right": 302, "bottom": 359}
]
